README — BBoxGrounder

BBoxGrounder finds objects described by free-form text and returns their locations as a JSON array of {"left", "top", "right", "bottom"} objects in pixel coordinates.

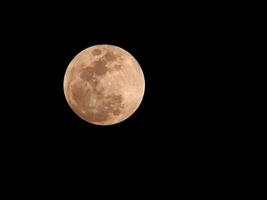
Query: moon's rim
[{"left": 63, "top": 44, "right": 145, "bottom": 126}]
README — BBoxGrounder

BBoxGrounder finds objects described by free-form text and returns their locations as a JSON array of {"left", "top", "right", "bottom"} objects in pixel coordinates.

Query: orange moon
[{"left": 63, "top": 44, "right": 145, "bottom": 125}]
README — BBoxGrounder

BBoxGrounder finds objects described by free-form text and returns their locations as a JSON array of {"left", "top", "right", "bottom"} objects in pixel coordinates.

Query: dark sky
[
  {"left": 0, "top": 3, "right": 253, "bottom": 195},
  {"left": 2, "top": 2, "right": 240, "bottom": 166}
]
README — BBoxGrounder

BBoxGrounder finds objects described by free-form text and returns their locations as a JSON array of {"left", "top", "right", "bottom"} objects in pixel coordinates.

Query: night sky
[{"left": 2, "top": 2, "right": 241, "bottom": 182}]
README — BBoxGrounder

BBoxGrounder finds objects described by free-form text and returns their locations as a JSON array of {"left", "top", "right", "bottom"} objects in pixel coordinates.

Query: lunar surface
[{"left": 63, "top": 44, "right": 145, "bottom": 125}]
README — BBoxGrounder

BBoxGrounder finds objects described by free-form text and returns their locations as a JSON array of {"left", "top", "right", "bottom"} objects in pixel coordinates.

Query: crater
[
  {"left": 113, "top": 109, "right": 121, "bottom": 116},
  {"left": 71, "top": 84, "right": 83, "bottom": 103},
  {"left": 80, "top": 67, "right": 94, "bottom": 82},
  {"left": 104, "top": 51, "right": 117, "bottom": 62},
  {"left": 105, "top": 94, "right": 123, "bottom": 114},
  {"left": 95, "top": 86, "right": 104, "bottom": 96},
  {"left": 84, "top": 94, "right": 124, "bottom": 123},
  {"left": 92, "top": 49, "right": 102, "bottom": 56},
  {"left": 94, "top": 59, "right": 108, "bottom": 75},
  {"left": 80, "top": 67, "right": 100, "bottom": 89},
  {"left": 106, "top": 94, "right": 123, "bottom": 104},
  {"left": 79, "top": 63, "right": 86, "bottom": 67},
  {"left": 71, "top": 83, "right": 91, "bottom": 109},
  {"left": 85, "top": 109, "right": 109, "bottom": 123},
  {"left": 114, "top": 64, "right": 122, "bottom": 70}
]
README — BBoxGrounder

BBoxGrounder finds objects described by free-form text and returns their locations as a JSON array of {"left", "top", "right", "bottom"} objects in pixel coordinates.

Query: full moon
[{"left": 63, "top": 44, "right": 145, "bottom": 125}]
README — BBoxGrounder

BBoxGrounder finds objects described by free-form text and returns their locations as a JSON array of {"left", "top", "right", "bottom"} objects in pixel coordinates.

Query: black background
[
  {"left": 2, "top": 2, "right": 250, "bottom": 193},
  {"left": 3, "top": 2, "right": 238, "bottom": 153}
]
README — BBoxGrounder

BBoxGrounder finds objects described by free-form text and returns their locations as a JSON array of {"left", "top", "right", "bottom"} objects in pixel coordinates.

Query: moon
[{"left": 63, "top": 44, "right": 145, "bottom": 125}]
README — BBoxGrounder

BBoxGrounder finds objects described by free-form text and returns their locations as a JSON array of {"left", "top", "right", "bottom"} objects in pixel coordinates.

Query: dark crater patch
[
  {"left": 71, "top": 83, "right": 91, "bottom": 109},
  {"left": 80, "top": 67, "right": 94, "bottom": 82},
  {"left": 113, "top": 109, "right": 121, "bottom": 116},
  {"left": 92, "top": 49, "right": 102, "bottom": 56},
  {"left": 104, "top": 51, "right": 117, "bottom": 62},
  {"left": 94, "top": 59, "right": 108, "bottom": 75},
  {"left": 114, "top": 64, "right": 122, "bottom": 70}
]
